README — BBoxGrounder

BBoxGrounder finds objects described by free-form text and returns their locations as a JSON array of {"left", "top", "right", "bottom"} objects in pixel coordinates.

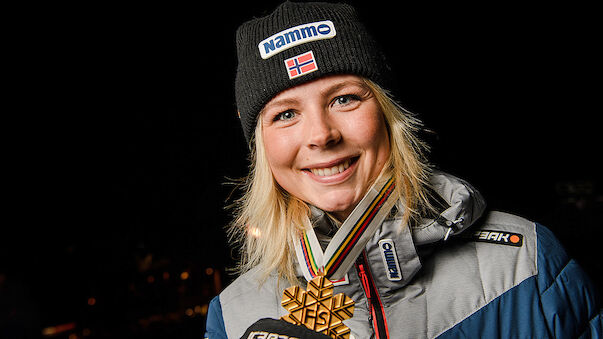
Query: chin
[{"left": 310, "top": 192, "right": 357, "bottom": 217}]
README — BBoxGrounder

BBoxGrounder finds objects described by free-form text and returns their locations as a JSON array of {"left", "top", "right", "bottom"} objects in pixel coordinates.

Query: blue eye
[
  {"left": 275, "top": 110, "right": 296, "bottom": 121},
  {"left": 333, "top": 95, "right": 360, "bottom": 106}
]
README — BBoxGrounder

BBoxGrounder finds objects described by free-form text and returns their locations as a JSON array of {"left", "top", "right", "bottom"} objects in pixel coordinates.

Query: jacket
[{"left": 205, "top": 171, "right": 602, "bottom": 338}]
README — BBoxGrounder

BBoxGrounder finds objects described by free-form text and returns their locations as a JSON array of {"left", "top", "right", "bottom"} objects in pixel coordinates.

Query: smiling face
[{"left": 260, "top": 75, "right": 390, "bottom": 221}]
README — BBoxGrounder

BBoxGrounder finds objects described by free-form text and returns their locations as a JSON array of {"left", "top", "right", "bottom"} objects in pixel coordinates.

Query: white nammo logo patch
[{"left": 258, "top": 20, "right": 336, "bottom": 59}]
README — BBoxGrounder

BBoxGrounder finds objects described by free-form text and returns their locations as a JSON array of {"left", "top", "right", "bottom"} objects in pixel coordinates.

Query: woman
[{"left": 205, "top": 2, "right": 601, "bottom": 338}]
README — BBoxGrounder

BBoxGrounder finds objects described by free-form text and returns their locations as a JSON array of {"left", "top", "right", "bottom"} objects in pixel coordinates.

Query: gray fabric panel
[
  {"left": 220, "top": 268, "right": 290, "bottom": 338},
  {"left": 473, "top": 212, "right": 538, "bottom": 303},
  {"left": 366, "top": 217, "right": 422, "bottom": 300}
]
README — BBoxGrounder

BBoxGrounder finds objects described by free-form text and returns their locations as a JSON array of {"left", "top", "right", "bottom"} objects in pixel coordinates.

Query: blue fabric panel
[
  {"left": 204, "top": 295, "right": 228, "bottom": 339},
  {"left": 536, "top": 223, "right": 601, "bottom": 337},
  {"left": 579, "top": 310, "right": 602, "bottom": 339},
  {"left": 437, "top": 276, "right": 549, "bottom": 338},
  {"left": 535, "top": 223, "right": 571, "bottom": 294},
  {"left": 540, "top": 258, "right": 600, "bottom": 337}
]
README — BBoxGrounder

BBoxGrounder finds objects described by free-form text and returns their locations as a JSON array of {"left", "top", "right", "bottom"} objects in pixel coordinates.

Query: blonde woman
[{"left": 205, "top": 2, "right": 601, "bottom": 338}]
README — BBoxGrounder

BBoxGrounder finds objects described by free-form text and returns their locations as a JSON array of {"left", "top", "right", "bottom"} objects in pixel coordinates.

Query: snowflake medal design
[{"left": 281, "top": 275, "right": 355, "bottom": 339}]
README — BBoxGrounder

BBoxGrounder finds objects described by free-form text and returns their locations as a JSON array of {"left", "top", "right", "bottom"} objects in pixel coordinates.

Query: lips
[
  {"left": 302, "top": 156, "right": 358, "bottom": 179},
  {"left": 308, "top": 158, "right": 352, "bottom": 176}
]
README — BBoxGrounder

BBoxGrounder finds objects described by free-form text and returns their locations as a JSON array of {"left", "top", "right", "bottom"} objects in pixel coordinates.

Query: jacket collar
[
  {"left": 305, "top": 170, "right": 486, "bottom": 293},
  {"left": 411, "top": 170, "right": 487, "bottom": 245},
  {"left": 311, "top": 170, "right": 487, "bottom": 244}
]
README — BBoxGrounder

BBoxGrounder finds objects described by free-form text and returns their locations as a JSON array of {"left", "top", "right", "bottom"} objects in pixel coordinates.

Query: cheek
[
  {"left": 262, "top": 129, "right": 299, "bottom": 175},
  {"left": 344, "top": 108, "right": 389, "bottom": 152},
  {"left": 373, "top": 116, "right": 390, "bottom": 156}
]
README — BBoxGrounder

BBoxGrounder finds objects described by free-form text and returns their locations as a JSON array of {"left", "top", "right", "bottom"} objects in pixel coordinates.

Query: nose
[{"left": 305, "top": 108, "right": 342, "bottom": 149}]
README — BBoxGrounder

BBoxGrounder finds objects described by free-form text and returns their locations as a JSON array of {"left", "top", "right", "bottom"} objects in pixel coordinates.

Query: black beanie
[{"left": 235, "top": 1, "right": 391, "bottom": 144}]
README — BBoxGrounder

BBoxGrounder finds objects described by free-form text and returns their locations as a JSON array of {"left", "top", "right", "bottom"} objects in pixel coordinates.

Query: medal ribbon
[{"left": 295, "top": 176, "right": 396, "bottom": 282}]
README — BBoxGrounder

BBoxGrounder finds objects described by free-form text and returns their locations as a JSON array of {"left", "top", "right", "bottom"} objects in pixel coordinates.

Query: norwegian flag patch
[{"left": 284, "top": 51, "right": 318, "bottom": 79}]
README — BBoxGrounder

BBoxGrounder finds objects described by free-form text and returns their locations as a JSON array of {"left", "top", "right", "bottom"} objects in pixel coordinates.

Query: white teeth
[{"left": 310, "top": 159, "right": 351, "bottom": 177}]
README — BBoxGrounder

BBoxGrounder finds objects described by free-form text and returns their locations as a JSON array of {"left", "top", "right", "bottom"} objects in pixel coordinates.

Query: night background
[{"left": 3, "top": 1, "right": 600, "bottom": 338}]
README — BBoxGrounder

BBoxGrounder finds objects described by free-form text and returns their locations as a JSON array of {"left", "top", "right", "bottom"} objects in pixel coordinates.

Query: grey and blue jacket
[{"left": 205, "top": 171, "right": 602, "bottom": 338}]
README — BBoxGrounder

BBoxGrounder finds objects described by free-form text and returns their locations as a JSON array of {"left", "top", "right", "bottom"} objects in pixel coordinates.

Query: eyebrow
[
  {"left": 261, "top": 79, "right": 368, "bottom": 115},
  {"left": 261, "top": 98, "right": 300, "bottom": 116},
  {"left": 319, "top": 80, "right": 366, "bottom": 98}
]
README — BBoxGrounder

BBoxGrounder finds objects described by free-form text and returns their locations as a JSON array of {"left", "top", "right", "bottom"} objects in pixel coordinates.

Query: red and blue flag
[{"left": 284, "top": 51, "right": 318, "bottom": 79}]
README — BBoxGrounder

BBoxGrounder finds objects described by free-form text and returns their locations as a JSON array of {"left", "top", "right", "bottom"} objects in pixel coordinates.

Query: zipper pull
[{"left": 357, "top": 262, "right": 371, "bottom": 299}]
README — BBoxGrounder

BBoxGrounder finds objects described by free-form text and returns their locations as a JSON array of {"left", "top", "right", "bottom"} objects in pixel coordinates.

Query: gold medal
[
  {"left": 281, "top": 275, "right": 355, "bottom": 339},
  {"left": 284, "top": 176, "right": 395, "bottom": 338}
]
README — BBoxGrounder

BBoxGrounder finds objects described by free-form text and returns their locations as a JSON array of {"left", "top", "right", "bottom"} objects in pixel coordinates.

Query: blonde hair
[{"left": 227, "top": 78, "right": 432, "bottom": 284}]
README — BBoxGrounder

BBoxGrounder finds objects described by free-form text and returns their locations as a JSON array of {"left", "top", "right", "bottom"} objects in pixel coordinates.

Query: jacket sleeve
[
  {"left": 579, "top": 309, "right": 602, "bottom": 339},
  {"left": 204, "top": 295, "right": 228, "bottom": 339},
  {"left": 536, "top": 223, "right": 602, "bottom": 338}
]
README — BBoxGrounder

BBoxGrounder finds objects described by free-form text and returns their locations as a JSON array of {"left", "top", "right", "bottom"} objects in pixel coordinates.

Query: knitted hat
[{"left": 235, "top": 1, "right": 391, "bottom": 144}]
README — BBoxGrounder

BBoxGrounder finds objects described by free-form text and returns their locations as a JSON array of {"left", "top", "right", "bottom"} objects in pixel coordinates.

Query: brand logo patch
[
  {"left": 284, "top": 51, "right": 318, "bottom": 79},
  {"left": 466, "top": 230, "right": 524, "bottom": 247},
  {"left": 258, "top": 20, "right": 336, "bottom": 59},
  {"left": 247, "top": 331, "right": 299, "bottom": 339},
  {"left": 378, "top": 239, "right": 402, "bottom": 281}
]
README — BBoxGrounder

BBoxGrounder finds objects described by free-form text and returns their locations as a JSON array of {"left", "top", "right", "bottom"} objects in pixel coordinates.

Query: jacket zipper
[{"left": 356, "top": 251, "right": 390, "bottom": 339}]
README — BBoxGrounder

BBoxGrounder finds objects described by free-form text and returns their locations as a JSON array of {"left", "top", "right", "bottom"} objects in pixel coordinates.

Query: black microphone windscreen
[{"left": 240, "top": 318, "right": 333, "bottom": 339}]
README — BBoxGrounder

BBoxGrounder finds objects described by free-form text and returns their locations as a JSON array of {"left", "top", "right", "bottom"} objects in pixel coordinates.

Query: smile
[
  {"left": 302, "top": 156, "right": 359, "bottom": 182},
  {"left": 309, "top": 158, "right": 352, "bottom": 176}
]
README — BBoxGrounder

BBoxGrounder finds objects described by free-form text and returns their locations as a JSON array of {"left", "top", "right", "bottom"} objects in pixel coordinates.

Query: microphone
[{"left": 241, "top": 318, "right": 333, "bottom": 339}]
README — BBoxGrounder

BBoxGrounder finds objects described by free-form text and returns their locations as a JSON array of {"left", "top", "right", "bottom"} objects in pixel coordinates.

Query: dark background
[{"left": 3, "top": 1, "right": 600, "bottom": 338}]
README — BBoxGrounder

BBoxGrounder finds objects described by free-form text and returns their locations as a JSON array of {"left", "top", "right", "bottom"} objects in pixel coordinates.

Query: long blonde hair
[{"left": 227, "top": 78, "right": 432, "bottom": 284}]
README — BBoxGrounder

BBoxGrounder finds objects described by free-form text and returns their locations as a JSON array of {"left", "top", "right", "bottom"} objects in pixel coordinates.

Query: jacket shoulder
[
  {"left": 480, "top": 210, "right": 536, "bottom": 233},
  {"left": 463, "top": 211, "right": 540, "bottom": 295},
  {"left": 438, "top": 211, "right": 602, "bottom": 338},
  {"left": 207, "top": 268, "right": 290, "bottom": 339},
  {"left": 204, "top": 295, "right": 227, "bottom": 339}
]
